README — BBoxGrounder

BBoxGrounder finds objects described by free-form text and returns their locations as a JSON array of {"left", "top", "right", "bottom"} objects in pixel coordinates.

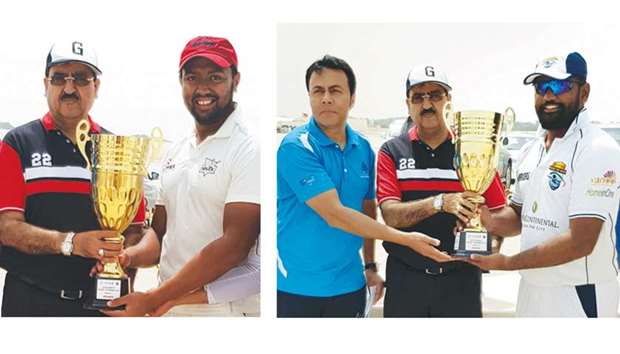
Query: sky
[
  {"left": 0, "top": 3, "right": 271, "bottom": 142},
  {"left": 278, "top": 23, "right": 620, "bottom": 123}
]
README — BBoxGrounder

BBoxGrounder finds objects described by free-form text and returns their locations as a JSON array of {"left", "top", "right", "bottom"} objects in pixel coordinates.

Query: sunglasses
[
  {"left": 410, "top": 91, "right": 446, "bottom": 104},
  {"left": 534, "top": 79, "right": 578, "bottom": 96},
  {"left": 46, "top": 72, "right": 95, "bottom": 87}
]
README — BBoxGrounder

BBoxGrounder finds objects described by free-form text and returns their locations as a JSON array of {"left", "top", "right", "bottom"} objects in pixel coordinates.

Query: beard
[
  {"left": 190, "top": 96, "right": 235, "bottom": 126},
  {"left": 535, "top": 99, "right": 582, "bottom": 130}
]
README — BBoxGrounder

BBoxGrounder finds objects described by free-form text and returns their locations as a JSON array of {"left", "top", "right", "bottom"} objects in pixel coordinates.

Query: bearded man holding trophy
[
  {"left": 376, "top": 64, "right": 508, "bottom": 317},
  {"left": 469, "top": 52, "right": 620, "bottom": 317},
  {"left": 0, "top": 41, "right": 145, "bottom": 316},
  {"left": 102, "top": 36, "right": 261, "bottom": 317}
]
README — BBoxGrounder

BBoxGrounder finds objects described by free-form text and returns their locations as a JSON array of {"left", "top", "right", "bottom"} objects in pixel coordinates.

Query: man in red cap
[{"left": 103, "top": 36, "right": 261, "bottom": 316}]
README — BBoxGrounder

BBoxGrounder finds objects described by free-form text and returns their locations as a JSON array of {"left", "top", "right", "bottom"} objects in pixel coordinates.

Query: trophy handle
[
  {"left": 443, "top": 101, "right": 455, "bottom": 131},
  {"left": 76, "top": 119, "right": 92, "bottom": 170},
  {"left": 147, "top": 127, "right": 164, "bottom": 166},
  {"left": 502, "top": 107, "right": 516, "bottom": 137}
]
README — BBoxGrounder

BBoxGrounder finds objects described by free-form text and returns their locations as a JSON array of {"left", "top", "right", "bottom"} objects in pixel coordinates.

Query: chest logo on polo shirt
[
  {"left": 299, "top": 176, "right": 316, "bottom": 186},
  {"left": 199, "top": 157, "right": 221, "bottom": 176},
  {"left": 532, "top": 201, "right": 538, "bottom": 213},
  {"left": 360, "top": 162, "right": 370, "bottom": 178},
  {"left": 547, "top": 161, "right": 567, "bottom": 191},
  {"left": 31, "top": 152, "right": 52, "bottom": 167},
  {"left": 163, "top": 158, "right": 176, "bottom": 171}
]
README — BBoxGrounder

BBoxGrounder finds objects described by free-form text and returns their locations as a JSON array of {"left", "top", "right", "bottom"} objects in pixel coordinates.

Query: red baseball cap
[{"left": 179, "top": 36, "right": 238, "bottom": 70}]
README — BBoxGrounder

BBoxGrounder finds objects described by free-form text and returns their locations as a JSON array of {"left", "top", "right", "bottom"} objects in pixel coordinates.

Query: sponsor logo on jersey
[
  {"left": 586, "top": 188, "right": 615, "bottom": 198},
  {"left": 522, "top": 213, "right": 559, "bottom": 230},
  {"left": 591, "top": 170, "right": 616, "bottom": 186},
  {"left": 548, "top": 161, "right": 566, "bottom": 191},
  {"left": 517, "top": 172, "right": 530, "bottom": 182}
]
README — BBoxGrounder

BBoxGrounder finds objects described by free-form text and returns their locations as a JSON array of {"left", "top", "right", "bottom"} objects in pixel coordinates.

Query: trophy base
[
  {"left": 83, "top": 275, "right": 130, "bottom": 311},
  {"left": 453, "top": 229, "right": 492, "bottom": 257}
]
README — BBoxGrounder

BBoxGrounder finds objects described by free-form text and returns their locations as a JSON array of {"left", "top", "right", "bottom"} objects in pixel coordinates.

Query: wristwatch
[
  {"left": 61, "top": 231, "right": 76, "bottom": 256},
  {"left": 364, "top": 262, "right": 378, "bottom": 272},
  {"left": 432, "top": 194, "right": 444, "bottom": 212}
]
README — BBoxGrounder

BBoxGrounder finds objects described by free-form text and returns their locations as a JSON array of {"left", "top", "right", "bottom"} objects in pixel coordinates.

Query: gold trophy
[
  {"left": 444, "top": 103, "right": 514, "bottom": 257},
  {"left": 76, "top": 120, "right": 163, "bottom": 310}
]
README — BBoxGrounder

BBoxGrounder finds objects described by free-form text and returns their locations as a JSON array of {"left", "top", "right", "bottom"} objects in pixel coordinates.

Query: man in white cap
[
  {"left": 469, "top": 52, "right": 620, "bottom": 317},
  {"left": 376, "top": 65, "right": 506, "bottom": 317},
  {"left": 0, "top": 41, "right": 145, "bottom": 316}
]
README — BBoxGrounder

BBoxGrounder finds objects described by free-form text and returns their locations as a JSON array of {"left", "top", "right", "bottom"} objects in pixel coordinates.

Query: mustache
[
  {"left": 421, "top": 108, "right": 436, "bottom": 115},
  {"left": 543, "top": 102, "right": 564, "bottom": 109},
  {"left": 192, "top": 94, "right": 218, "bottom": 101},
  {"left": 60, "top": 93, "right": 79, "bottom": 101}
]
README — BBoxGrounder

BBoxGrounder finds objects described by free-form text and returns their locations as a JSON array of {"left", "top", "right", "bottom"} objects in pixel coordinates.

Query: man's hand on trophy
[
  {"left": 102, "top": 291, "right": 156, "bottom": 317},
  {"left": 404, "top": 231, "right": 453, "bottom": 263},
  {"left": 464, "top": 252, "right": 514, "bottom": 271},
  {"left": 442, "top": 192, "right": 480, "bottom": 224},
  {"left": 72, "top": 230, "right": 122, "bottom": 261},
  {"left": 89, "top": 250, "right": 131, "bottom": 277}
]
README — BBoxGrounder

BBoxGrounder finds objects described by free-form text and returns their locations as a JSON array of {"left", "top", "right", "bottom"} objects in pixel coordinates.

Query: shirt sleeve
[
  {"left": 277, "top": 141, "right": 335, "bottom": 202},
  {"left": 365, "top": 147, "right": 376, "bottom": 200},
  {"left": 568, "top": 139, "right": 620, "bottom": 221},
  {"left": 0, "top": 139, "right": 26, "bottom": 213},
  {"left": 482, "top": 172, "right": 507, "bottom": 210},
  {"left": 204, "top": 250, "right": 260, "bottom": 304},
  {"left": 225, "top": 136, "right": 261, "bottom": 204},
  {"left": 155, "top": 148, "right": 171, "bottom": 207},
  {"left": 509, "top": 142, "right": 536, "bottom": 207},
  {"left": 376, "top": 147, "right": 401, "bottom": 205},
  {"left": 130, "top": 196, "right": 146, "bottom": 225}
]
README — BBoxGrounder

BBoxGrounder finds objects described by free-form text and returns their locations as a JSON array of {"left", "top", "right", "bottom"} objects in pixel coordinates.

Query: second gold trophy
[{"left": 444, "top": 103, "right": 514, "bottom": 257}]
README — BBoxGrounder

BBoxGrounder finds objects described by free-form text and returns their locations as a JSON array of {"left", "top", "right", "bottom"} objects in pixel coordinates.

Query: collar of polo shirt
[{"left": 308, "top": 116, "right": 360, "bottom": 148}]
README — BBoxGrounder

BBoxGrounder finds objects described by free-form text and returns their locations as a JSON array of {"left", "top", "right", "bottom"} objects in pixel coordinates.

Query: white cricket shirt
[
  {"left": 511, "top": 109, "right": 620, "bottom": 286},
  {"left": 157, "top": 106, "right": 260, "bottom": 303}
]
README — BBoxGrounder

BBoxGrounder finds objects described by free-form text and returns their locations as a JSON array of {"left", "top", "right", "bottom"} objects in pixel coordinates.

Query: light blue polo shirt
[{"left": 277, "top": 117, "right": 376, "bottom": 297}]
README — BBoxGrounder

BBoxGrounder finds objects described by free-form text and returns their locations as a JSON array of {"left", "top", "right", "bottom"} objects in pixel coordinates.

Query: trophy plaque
[
  {"left": 444, "top": 103, "right": 514, "bottom": 257},
  {"left": 76, "top": 120, "right": 162, "bottom": 310}
]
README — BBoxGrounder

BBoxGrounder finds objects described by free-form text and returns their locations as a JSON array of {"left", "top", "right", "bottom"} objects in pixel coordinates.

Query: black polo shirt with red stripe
[
  {"left": 377, "top": 127, "right": 506, "bottom": 269},
  {"left": 0, "top": 112, "right": 145, "bottom": 292}
]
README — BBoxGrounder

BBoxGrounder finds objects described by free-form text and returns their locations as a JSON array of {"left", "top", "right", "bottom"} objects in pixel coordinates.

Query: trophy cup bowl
[
  {"left": 444, "top": 104, "right": 514, "bottom": 257},
  {"left": 76, "top": 120, "right": 160, "bottom": 310}
]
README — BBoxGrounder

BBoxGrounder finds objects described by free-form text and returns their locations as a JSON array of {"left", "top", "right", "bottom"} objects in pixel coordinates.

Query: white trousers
[
  {"left": 516, "top": 278, "right": 619, "bottom": 317},
  {"left": 163, "top": 293, "right": 260, "bottom": 317}
]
